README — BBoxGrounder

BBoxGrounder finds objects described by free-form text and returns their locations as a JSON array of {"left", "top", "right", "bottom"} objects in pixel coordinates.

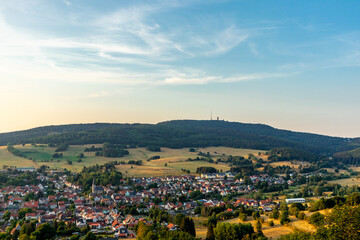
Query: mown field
[
  {"left": 220, "top": 210, "right": 319, "bottom": 239},
  {"left": 0, "top": 144, "right": 263, "bottom": 175},
  {"left": 193, "top": 217, "right": 208, "bottom": 239},
  {"left": 0, "top": 146, "right": 36, "bottom": 168},
  {"left": 329, "top": 176, "right": 360, "bottom": 186}
]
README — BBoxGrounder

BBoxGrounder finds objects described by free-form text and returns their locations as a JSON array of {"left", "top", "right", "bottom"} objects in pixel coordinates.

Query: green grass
[
  {"left": 2, "top": 144, "right": 263, "bottom": 174},
  {"left": 167, "top": 161, "right": 230, "bottom": 173},
  {"left": 0, "top": 146, "right": 36, "bottom": 168},
  {"left": 116, "top": 160, "right": 231, "bottom": 177},
  {"left": 199, "top": 146, "right": 264, "bottom": 158},
  {"left": 23, "top": 152, "right": 52, "bottom": 161}
]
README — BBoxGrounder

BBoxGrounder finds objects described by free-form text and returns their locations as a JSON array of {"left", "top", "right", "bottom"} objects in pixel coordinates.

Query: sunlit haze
[{"left": 0, "top": 0, "right": 359, "bottom": 137}]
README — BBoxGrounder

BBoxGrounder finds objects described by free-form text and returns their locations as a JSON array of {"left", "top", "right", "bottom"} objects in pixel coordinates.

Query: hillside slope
[{"left": 0, "top": 120, "right": 356, "bottom": 154}]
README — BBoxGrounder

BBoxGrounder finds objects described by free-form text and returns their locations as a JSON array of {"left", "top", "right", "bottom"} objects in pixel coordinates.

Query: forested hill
[{"left": 0, "top": 120, "right": 356, "bottom": 154}]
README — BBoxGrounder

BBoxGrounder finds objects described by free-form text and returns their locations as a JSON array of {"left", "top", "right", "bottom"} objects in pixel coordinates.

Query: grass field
[
  {"left": 221, "top": 213, "right": 318, "bottom": 239},
  {"left": 329, "top": 177, "right": 360, "bottom": 186},
  {"left": 269, "top": 161, "right": 311, "bottom": 169},
  {"left": 222, "top": 215, "right": 294, "bottom": 239},
  {"left": 0, "top": 146, "right": 36, "bottom": 168},
  {"left": 193, "top": 217, "right": 208, "bottom": 239},
  {"left": 198, "top": 147, "right": 264, "bottom": 159},
  {"left": 350, "top": 166, "right": 360, "bottom": 172},
  {"left": 116, "top": 160, "right": 231, "bottom": 177},
  {"left": 0, "top": 145, "right": 259, "bottom": 175},
  {"left": 14, "top": 144, "right": 118, "bottom": 172}
]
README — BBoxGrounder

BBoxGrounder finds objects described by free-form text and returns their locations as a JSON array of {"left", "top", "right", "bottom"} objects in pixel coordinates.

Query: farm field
[
  {"left": 0, "top": 144, "right": 260, "bottom": 175},
  {"left": 350, "top": 166, "right": 360, "bottom": 172},
  {"left": 222, "top": 215, "right": 292, "bottom": 239},
  {"left": 116, "top": 160, "right": 231, "bottom": 177},
  {"left": 269, "top": 161, "right": 311, "bottom": 169},
  {"left": 222, "top": 214, "right": 317, "bottom": 239},
  {"left": 329, "top": 177, "right": 360, "bottom": 186},
  {"left": 0, "top": 146, "right": 36, "bottom": 168},
  {"left": 198, "top": 147, "right": 264, "bottom": 158},
  {"left": 193, "top": 217, "right": 208, "bottom": 239},
  {"left": 323, "top": 168, "right": 348, "bottom": 175},
  {"left": 14, "top": 144, "right": 118, "bottom": 172}
]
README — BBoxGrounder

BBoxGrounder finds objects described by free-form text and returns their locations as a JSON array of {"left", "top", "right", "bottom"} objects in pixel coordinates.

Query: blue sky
[{"left": 0, "top": 0, "right": 359, "bottom": 137}]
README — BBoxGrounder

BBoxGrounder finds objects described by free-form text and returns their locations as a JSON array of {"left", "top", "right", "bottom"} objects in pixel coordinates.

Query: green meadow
[{"left": 0, "top": 144, "right": 264, "bottom": 175}]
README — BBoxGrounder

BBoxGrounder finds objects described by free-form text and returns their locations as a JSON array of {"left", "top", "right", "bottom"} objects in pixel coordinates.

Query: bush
[
  {"left": 297, "top": 211, "right": 306, "bottom": 220},
  {"left": 239, "top": 213, "right": 247, "bottom": 221},
  {"left": 252, "top": 211, "right": 260, "bottom": 220},
  {"left": 309, "top": 212, "right": 324, "bottom": 227}
]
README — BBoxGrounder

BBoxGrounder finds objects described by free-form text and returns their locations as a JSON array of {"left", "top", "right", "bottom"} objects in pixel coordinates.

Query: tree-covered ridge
[
  {"left": 268, "top": 148, "right": 320, "bottom": 162},
  {"left": 333, "top": 147, "right": 360, "bottom": 164},
  {"left": 0, "top": 120, "right": 357, "bottom": 154}
]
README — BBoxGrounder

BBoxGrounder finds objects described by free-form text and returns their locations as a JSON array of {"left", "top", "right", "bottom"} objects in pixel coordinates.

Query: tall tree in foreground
[
  {"left": 180, "top": 217, "right": 196, "bottom": 237},
  {"left": 321, "top": 205, "right": 360, "bottom": 239},
  {"left": 205, "top": 223, "right": 215, "bottom": 240}
]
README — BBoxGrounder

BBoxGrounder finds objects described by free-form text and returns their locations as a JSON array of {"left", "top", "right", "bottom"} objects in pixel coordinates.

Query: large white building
[{"left": 285, "top": 198, "right": 305, "bottom": 204}]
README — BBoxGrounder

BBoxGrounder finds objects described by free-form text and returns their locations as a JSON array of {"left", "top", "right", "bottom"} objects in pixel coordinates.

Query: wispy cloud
[
  {"left": 209, "top": 26, "right": 249, "bottom": 55},
  {"left": 288, "top": 18, "right": 314, "bottom": 31},
  {"left": 63, "top": 0, "right": 71, "bottom": 7},
  {"left": 0, "top": 1, "right": 284, "bottom": 88},
  {"left": 161, "top": 71, "right": 291, "bottom": 85}
]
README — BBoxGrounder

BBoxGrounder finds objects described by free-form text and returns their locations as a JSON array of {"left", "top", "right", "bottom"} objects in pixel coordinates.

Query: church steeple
[{"left": 92, "top": 178, "right": 96, "bottom": 193}]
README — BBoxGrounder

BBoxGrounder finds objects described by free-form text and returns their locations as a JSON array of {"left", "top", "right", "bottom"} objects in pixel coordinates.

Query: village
[{"left": 0, "top": 170, "right": 290, "bottom": 238}]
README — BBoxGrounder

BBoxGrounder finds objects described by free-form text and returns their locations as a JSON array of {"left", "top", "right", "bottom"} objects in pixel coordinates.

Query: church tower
[{"left": 92, "top": 178, "right": 96, "bottom": 194}]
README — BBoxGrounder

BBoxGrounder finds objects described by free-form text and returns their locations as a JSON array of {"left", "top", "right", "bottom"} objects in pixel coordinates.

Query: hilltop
[{"left": 0, "top": 120, "right": 357, "bottom": 154}]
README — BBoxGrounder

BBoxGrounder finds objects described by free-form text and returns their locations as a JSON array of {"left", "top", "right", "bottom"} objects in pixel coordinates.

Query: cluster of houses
[{"left": 0, "top": 171, "right": 281, "bottom": 237}]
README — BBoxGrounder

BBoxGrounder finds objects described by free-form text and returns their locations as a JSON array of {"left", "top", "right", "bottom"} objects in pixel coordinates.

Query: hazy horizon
[{"left": 0, "top": 0, "right": 359, "bottom": 137}]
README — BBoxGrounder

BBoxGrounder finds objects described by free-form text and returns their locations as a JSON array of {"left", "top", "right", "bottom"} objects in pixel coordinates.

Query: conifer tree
[
  {"left": 180, "top": 217, "right": 196, "bottom": 237},
  {"left": 206, "top": 223, "right": 215, "bottom": 240}
]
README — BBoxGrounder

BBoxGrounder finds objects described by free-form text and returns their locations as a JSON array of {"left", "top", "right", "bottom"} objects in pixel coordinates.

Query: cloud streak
[
  {"left": 0, "top": 0, "right": 295, "bottom": 90},
  {"left": 0, "top": 1, "right": 267, "bottom": 87}
]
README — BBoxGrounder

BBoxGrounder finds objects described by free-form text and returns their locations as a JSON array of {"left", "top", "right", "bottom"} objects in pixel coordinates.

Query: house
[
  {"left": 114, "top": 226, "right": 128, "bottom": 238},
  {"left": 10, "top": 214, "right": 18, "bottom": 221},
  {"left": 166, "top": 223, "right": 177, "bottom": 231},
  {"left": 88, "top": 222, "right": 101, "bottom": 229},
  {"left": 25, "top": 213, "right": 37, "bottom": 220},
  {"left": 17, "top": 167, "right": 35, "bottom": 172}
]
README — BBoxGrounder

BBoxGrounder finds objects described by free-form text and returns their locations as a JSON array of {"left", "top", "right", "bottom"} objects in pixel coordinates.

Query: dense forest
[
  {"left": 0, "top": 120, "right": 357, "bottom": 155},
  {"left": 268, "top": 148, "right": 320, "bottom": 162},
  {"left": 333, "top": 147, "right": 360, "bottom": 164}
]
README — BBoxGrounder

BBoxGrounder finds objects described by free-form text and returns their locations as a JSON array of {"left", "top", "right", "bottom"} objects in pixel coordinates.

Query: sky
[{"left": 0, "top": 0, "right": 359, "bottom": 137}]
